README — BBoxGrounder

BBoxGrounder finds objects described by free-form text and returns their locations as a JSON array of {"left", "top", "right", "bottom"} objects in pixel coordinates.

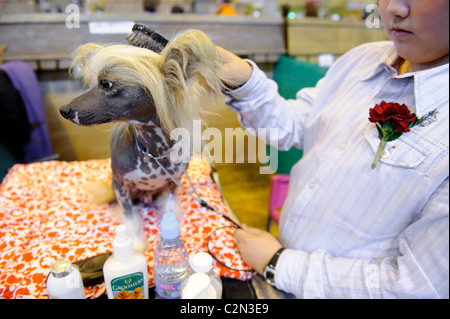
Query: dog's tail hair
[
  {"left": 81, "top": 181, "right": 116, "bottom": 205},
  {"left": 154, "top": 190, "right": 185, "bottom": 223}
]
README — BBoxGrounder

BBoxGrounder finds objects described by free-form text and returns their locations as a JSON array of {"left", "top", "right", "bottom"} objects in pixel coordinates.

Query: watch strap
[{"left": 267, "top": 247, "right": 285, "bottom": 268}]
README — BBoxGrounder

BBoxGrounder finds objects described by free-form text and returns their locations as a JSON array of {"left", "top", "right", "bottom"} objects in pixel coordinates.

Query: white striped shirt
[{"left": 224, "top": 41, "right": 449, "bottom": 298}]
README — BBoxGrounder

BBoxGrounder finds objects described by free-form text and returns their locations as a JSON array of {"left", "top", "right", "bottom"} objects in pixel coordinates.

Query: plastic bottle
[
  {"left": 103, "top": 224, "right": 149, "bottom": 299},
  {"left": 181, "top": 273, "right": 212, "bottom": 299},
  {"left": 46, "top": 258, "right": 86, "bottom": 299},
  {"left": 153, "top": 211, "right": 189, "bottom": 299},
  {"left": 181, "top": 252, "right": 222, "bottom": 299}
]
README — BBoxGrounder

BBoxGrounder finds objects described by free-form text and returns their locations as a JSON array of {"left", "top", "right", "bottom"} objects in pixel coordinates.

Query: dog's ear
[
  {"left": 160, "top": 30, "right": 224, "bottom": 94},
  {"left": 157, "top": 30, "right": 225, "bottom": 133},
  {"left": 159, "top": 30, "right": 225, "bottom": 124},
  {"left": 70, "top": 43, "right": 103, "bottom": 85}
]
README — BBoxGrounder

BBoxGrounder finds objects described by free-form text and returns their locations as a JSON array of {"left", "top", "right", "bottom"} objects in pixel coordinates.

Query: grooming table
[{"left": 0, "top": 157, "right": 254, "bottom": 299}]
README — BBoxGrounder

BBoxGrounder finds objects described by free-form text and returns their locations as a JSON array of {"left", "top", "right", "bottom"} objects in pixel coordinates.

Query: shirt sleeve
[
  {"left": 275, "top": 177, "right": 449, "bottom": 299},
  {"left": 223, "top": 60, "right": 318, "bottom": 151}
]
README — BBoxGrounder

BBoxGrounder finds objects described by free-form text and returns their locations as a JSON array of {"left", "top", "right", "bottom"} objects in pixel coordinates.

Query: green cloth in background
[{"left": 268, "top": 55, "right": 329, "bottom": 174}]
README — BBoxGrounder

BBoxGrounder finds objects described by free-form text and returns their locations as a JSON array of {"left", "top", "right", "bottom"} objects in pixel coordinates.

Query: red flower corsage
[{"left": 368, "top": 101, "right": 436, "bottom": 169}]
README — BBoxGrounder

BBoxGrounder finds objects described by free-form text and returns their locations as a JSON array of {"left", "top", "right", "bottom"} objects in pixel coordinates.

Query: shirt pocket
[{"left": 364, "top": 124, "right": 431, "bottom": 173}]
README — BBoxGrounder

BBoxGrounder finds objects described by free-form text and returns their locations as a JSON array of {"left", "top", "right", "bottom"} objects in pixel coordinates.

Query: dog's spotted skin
[{"left": 110, "top": 122, "right": 187, "bottom": 212}]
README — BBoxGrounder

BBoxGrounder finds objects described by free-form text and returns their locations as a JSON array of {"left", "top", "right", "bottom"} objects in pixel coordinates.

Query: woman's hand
[
  {"left": 217, "top": 46, "right": 253, "bottom": 89},
  {"left": 234, "top": 224, "right": 283, "bottom": 275}
]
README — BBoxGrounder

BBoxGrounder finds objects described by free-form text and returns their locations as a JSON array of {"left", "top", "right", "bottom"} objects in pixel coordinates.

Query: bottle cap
[
  {"left": 160, "top": 211, "right": 180, "bottom": 240},
  {"left": 50, "top": 258, "right": 73, "bottom": 278},
  {"left": 113, "top": 224, "right": 133, "bottom": 261},
  {"left": 191, "top": 252, "right": 213, "bottom": 273},
  {"left": 181, "top": 273, "right": 211, "bottom": 299}
]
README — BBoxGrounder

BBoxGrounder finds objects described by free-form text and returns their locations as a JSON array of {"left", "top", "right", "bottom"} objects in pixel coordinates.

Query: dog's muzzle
[{"left": 60, "top": 104, "right": 75, "bottom": 119}]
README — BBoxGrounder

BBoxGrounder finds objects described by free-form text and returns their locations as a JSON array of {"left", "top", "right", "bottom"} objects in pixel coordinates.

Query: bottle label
[
  {"left": 110, "top": 272, "right": 145, "bottom": 299},
  {"left": 155, "top": 278, "right": 182, "bottom": 299}
]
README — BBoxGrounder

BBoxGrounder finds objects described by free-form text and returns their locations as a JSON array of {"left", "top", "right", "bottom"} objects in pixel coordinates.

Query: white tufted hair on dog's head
[{"left": 69, "top": 29, "right": 229, "bottom": 135}]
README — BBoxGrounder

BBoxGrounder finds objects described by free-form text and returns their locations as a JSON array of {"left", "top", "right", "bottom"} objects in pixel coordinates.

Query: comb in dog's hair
[{"left": 127, "top": 24, "right": 169, "bottom": 53}]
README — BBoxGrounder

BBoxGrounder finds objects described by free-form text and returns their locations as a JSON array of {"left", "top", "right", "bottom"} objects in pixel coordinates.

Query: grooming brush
[{"left": 127, "top": 24, "right": 169, "bottom": 53}]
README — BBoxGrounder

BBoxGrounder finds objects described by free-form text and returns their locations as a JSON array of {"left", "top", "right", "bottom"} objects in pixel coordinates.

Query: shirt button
[
  {"left": 381, "top": 150, "right": 390, "bottom": 158},
  {"left": 340, "top": 142, "right": 348, "bottom": 150},
  {"left": 309, "top": 179, "right": 317, "bottom": 189}
]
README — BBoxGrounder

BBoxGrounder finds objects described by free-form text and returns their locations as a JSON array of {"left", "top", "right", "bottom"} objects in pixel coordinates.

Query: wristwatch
[{"left": 263, "top": 248, "right": 285, "bottom": 287}]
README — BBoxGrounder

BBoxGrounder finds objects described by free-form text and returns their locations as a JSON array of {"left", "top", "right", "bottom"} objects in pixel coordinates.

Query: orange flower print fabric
[{"left": 0, "top": 157, "right": 254, "bottom": 298}]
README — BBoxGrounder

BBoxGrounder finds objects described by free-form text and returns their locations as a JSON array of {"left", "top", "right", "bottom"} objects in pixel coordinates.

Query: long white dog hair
[{"left": 70, "top": 29, "right": 229, "bottom": 135}]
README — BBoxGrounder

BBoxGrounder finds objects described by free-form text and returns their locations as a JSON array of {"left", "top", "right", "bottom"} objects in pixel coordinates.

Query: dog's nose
[{"left": 60, "top": 104, "right": 74, "bottom": 118}]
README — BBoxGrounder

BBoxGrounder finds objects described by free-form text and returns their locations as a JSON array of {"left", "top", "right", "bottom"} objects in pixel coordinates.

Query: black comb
[{"left": 127, "top": 24, "right": 169, "bottom": 53}]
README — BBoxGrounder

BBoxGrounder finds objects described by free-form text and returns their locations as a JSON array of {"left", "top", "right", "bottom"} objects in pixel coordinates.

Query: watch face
[
  {"left": 263, "top": 248, "right": 285, "bottom": 287},
  {"left": 264, "top": 266, "right": 275, "bottom": 285}
]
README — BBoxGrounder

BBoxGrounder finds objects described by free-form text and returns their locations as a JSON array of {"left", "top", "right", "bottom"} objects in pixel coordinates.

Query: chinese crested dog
[{"left": 60, "top": 26, "right": 229, "bottom": 251}]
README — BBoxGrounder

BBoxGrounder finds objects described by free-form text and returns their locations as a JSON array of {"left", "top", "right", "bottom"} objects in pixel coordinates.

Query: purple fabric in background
[{"left": 1, "top": 61, "right": 53, "bottom": 163}]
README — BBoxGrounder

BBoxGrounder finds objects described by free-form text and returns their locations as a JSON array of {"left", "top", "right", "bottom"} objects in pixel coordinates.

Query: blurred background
[{"left": 1, "top": 0, "right": 377, "bottom": 16}]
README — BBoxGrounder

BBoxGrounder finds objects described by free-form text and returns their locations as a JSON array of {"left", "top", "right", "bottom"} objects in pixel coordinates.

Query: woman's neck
[{"left": 398, "top": 54, "right": 449, "bottom": 75}]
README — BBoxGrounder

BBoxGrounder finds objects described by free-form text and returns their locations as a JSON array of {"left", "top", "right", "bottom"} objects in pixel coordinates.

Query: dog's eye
[{"left": 99, "top": 79, "right": 113, "bottom": 90}]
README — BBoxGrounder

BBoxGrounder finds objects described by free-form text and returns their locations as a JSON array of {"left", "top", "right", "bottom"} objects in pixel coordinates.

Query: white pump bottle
[{"left": 103, "top": 224, "right": 149, "bottom": 299}]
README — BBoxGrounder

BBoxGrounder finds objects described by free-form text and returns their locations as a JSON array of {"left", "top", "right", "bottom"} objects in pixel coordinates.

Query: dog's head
[{"left": 60, "top": 30, "right": 226, "bottom": 132}]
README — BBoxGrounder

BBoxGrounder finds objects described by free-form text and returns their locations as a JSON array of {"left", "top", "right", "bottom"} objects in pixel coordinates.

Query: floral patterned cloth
[{"left": 0, "top": 157, "right": 254, "bottom": 299}]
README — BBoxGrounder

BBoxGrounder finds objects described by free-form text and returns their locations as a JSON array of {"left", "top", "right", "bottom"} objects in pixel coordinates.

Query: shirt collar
[
  {"left": 360, "top": 43, "right": 398, "bottom": 81},
  {"left": 390, "top": 63, "right": 449, "bottom": 118},
  {"left": 362, "top": 44, "right": 449, "bottom": 118},
  {"left": 412, "top": 63, "right": 449, "bottom": 118}
]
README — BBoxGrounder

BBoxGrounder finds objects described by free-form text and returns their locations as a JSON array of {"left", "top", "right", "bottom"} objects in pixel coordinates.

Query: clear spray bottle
[{"left": 153, "top": 211, "right": 189, "bottom": 299}]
